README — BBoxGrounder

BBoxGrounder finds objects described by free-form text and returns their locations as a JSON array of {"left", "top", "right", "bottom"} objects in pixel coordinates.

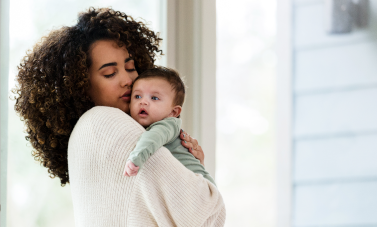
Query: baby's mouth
[{"left": 139, "top": 108, "right": 148, "bottom": 116}]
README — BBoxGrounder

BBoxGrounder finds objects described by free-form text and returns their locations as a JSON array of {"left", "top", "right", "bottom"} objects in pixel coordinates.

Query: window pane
[
  {"left": 216, "top": 0, "right": 277, "bottom": 226},
  {"left": 8, "top": 1, "right": 162, "bottom": 226}
]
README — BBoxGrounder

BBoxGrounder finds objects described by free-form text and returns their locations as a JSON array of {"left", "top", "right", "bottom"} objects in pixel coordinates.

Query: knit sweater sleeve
[{"left": 68, "top": 106, "right": 226, "bottom": 227}]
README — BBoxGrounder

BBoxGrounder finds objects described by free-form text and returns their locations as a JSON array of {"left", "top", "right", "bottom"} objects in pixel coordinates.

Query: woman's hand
[{"left": 180, "top": 129, "right": 205, "bottom": 167}]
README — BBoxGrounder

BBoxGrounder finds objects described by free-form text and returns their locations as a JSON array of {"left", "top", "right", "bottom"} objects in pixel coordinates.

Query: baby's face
[{"left": 130, "top": 78, "right": 176, "bottom": 127}]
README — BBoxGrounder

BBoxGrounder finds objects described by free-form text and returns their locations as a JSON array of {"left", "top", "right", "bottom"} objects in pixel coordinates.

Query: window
[{"left": 216, "top": 0, "right": 277, "bottom": 226}]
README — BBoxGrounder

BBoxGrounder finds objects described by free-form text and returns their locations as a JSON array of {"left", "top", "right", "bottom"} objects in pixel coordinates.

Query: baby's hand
[{"left": 124, "top": 160, "right": 140, "bottom": 177}]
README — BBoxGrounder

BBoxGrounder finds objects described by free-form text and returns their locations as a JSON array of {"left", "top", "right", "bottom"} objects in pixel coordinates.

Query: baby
[{"left": 123, "top": 66, "right": 216, "bottom": 186}]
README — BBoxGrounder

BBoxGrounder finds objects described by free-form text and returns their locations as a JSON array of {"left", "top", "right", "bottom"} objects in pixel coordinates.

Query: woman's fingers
[
  {"left": 179, "top": 129, "right": 186, "bottom": 141},
  {"left": 180, "top": 130, "right": 199, "bottom": 152},
  {"left": 179, "top": 129, "right": 205, "bottom": 165},
  {"left": 180, "top": 130, "right": 198, "bottom": 146},
  {"left": 181, "top": 140, "right": 193, "bottom": 151},
  {"left": 181, "top": 138, "right": 192, "bottom": 149},
  {"left": 180, "top": 140, "right": 205, "bottom": 165}
]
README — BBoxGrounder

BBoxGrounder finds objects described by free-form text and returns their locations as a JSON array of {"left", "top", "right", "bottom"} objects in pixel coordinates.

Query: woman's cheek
[{"left": 132, "top": 72, "right": 139, "bottom": 82}]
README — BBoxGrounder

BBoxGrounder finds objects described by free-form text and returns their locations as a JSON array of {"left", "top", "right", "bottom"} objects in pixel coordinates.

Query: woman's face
[{"left": 87, "top": 40, "right": 138, "bottom": 113}]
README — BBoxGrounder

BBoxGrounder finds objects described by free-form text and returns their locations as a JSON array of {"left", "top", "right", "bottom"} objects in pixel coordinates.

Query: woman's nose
[{"left": 119, "top": 71, "right": 133, "bottom": 87}]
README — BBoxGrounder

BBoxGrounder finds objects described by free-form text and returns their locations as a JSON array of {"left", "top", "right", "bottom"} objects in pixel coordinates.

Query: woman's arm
[
  {"left": 68, "top": 106, "right": 225, "bottom": 227},
  {"left": 129, "top": 147, "right": 226, "bottom": 227}
]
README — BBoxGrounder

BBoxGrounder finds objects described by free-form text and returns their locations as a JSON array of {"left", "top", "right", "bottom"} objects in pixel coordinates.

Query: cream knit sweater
[{"left": 68, "top": 106, "right": 226, "bottom": 227}]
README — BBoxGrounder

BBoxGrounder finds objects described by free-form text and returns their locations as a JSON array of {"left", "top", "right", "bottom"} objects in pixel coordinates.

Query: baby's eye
[
  {"left": 135, "top": 95, "right": 141, "bottom": 99},
  {"left": 151, "top": 96, "right": 159, "bottom": 101}
]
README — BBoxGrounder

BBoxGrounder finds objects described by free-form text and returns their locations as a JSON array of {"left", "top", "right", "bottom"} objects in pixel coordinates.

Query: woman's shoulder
[
  {"left": 77, "top": 106, "right": 143, "bottom": 130},
  {"left": 70, "top": 106, "right": 145, "bottom": 144},
  {"left": 68, "top": 106, "right": 145, "bottom": 166},
  {"left": 80, "top": 106, "right": 129, "bottom": 122}
]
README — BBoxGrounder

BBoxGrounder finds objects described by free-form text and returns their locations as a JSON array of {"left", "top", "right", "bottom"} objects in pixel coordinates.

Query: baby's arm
[{"left": 124, "top": 117, "right": 181, "bottom": 176}]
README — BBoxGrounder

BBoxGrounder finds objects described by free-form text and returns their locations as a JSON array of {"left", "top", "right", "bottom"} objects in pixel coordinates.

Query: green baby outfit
[{"left": 127, "top": 117, "right": 216, "bottom": 186}]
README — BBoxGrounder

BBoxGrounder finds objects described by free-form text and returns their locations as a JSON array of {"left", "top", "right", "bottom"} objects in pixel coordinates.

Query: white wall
[{"left": 291, "top": 0, "right": 377, "bottom": 226}]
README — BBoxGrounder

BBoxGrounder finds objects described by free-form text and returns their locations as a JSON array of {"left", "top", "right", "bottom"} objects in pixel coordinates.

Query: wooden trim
[
  {"left": 0, "top": 0, "right": 9, "bottom": 225},
  {"left": 276, "top": 0, "right": 293, "bottom": 226},
  {"left": 166, "top": 0, "right": 217, "bottom": 178}
]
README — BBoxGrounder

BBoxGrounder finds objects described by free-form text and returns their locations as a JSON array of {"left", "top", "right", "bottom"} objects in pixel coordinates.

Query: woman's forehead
[{"left": 90, "top": 40, "right": 129, "bottom": 64}]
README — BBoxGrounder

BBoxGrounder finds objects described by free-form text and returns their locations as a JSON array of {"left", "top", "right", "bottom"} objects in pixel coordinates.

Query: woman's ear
[{"left": 168, "top": 105, "right": 182, "bottom": 118}]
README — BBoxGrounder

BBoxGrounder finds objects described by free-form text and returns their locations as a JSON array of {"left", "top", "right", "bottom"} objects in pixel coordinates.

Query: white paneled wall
[
  {"left": 294, "top": 0, "right": 377, "bottom": 49},
  {"left": 291, "top": 0, "right": 377, "bottom": 226},
  {"left": 294, "top": 88, "right": 377, "bottom": 137},
  {"left": 295, "top": 41, "right": 377, "bottom": 93},
  {"left": 294, "top": 181, "right": 377, "bottom": 226},
  {"left": 294, "top": 134, "right": 377, "bottom": 182}
]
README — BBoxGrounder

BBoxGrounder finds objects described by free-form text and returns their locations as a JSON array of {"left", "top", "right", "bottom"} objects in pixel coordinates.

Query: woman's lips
[
  {"left": 121, "top": 90, "right": 131, "bottom": 102},
  {"left": 121, "top": 96, "right": 131, "bottom": 102}
]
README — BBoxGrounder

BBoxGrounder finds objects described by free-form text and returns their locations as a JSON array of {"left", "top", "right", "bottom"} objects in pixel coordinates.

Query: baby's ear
[{"left": 168, "top": 105, "right": 182, "bottom": 118}]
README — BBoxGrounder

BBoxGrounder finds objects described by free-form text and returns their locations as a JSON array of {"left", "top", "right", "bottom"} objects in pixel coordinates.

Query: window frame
[
  {"left": 0, "top": 0, "right": 9, "bottom": 225},
  {"left": 166, "top": 0, "right": 217, "bottom": 178},
  {"left": 277, "top": 0, "right": 293, "bottom": 226}
]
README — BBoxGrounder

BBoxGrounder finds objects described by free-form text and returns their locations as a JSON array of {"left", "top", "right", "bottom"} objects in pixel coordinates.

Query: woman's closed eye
[
  {"left": 151, "top": 96, "right": 159, "bottom": 101},
  {"left": 126, "top": 68, "right": 136, "bottom": 72},
  {"left": 104, "top": 68, "right": 135, "bottom": 78},
  {"left": 104, "top": 72, "right": 116, "bottom": 78}
]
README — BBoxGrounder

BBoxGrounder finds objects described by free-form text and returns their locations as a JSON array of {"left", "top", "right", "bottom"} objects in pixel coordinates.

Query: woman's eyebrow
[
  {"left": 125, "top": 57, "right": 133, "bottom": 63},
  {"left": 98, "top": 57, "right": 133, "bottom": 71},
  {"left": 98, "top": 62, "right": 116, "bottom": 70}
]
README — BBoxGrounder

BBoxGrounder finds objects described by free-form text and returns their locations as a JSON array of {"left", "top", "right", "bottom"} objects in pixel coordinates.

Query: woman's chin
[
  {"left": 123, "top": 108, "right": 130, "bottom": 114},
  {"left": 119, "top": 105, "right": 131, "bottom": 114}
]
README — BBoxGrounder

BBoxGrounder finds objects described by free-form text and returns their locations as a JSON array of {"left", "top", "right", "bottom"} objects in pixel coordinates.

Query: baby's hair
[{"left": 134, "top": 66, "right": 186, "bottom": 106}]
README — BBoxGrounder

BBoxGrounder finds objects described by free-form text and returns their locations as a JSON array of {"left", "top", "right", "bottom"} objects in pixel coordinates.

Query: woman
[{"left": 13, "top": 7, "right": 225, "bottom": 226}]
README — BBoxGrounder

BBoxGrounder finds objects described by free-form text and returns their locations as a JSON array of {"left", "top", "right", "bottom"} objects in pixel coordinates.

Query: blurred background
[{"left": 5, "top": 0, "right": 377, "bottom": 226}]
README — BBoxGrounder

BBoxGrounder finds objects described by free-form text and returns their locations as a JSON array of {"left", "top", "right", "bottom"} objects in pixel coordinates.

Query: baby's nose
[{"left": 140, "top": 99, "right": 148, "bottom": 105}]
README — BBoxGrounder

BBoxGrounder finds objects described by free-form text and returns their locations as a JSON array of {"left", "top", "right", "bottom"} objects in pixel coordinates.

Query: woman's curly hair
[{"left": 11, "top": 7, "right": 162, "bottom": 186}]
